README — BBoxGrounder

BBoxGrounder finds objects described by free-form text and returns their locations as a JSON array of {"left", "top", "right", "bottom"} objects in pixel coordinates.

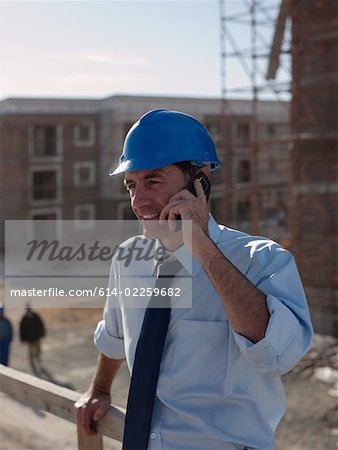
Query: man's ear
[{"left": 198, "top": 166, "right": 211, "bottom": 180}]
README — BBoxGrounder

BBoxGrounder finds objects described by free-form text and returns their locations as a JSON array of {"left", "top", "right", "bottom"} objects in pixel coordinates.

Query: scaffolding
[{"left": 219, "top": 0, "right": 291, "bottom": 237}]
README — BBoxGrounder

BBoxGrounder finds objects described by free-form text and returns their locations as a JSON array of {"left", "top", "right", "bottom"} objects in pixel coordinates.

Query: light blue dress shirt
[{"left": 94, "top": 216, "right": 313, "bottom": 450}]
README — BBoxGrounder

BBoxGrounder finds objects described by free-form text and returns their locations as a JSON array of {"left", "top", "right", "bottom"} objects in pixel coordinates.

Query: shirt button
[{"left": 150, "top": 432, "right": 157, "bottom": 439}]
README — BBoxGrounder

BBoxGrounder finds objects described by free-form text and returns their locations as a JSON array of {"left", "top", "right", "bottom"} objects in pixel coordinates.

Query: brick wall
[{"left": 290, "top": 0, "right": 338, "bottom": 335}]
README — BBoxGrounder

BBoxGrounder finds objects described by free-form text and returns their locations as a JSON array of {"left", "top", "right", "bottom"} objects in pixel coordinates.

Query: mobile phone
[
  {"left": 190, "top": 172, "right": 211, "bottom": 201},
  {"left": 167, "top": 172, "right": 211, "bottom": 229}
]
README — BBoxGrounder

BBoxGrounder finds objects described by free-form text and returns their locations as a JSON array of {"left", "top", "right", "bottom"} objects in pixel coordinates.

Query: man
[
  {"left": 20, "top": 303, "right": 46, "bottom": 373},
  {"left": 75, "top": 109, "right": 313, "bottom": 449},
  {"left": 0, "top": 303, "right": 13, "bottom": 366}
]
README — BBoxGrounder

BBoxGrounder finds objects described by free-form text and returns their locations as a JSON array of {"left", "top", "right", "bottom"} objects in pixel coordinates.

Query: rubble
[{"left": 292, "top": 334, "right": 338, "bottom": 399}]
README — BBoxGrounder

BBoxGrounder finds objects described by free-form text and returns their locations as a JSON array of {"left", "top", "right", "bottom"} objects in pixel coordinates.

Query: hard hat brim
[{"left": 109, "top": 161, "right": 130, "bottom": 175}]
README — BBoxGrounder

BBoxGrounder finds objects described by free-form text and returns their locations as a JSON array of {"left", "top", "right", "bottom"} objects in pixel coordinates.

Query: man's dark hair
[{"left": 173, "top": 161, "right": 210, "bottom": 199}]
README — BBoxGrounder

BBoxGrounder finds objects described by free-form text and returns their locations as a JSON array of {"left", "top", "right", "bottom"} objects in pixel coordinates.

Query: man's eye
[{"left": 126, "top": 185, "right": 135, "bottom": 192}]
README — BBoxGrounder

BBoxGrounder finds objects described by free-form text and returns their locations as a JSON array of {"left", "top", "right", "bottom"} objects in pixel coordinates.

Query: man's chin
[{"left": 141, "top": 220, "right": 170, "bottom": 239}]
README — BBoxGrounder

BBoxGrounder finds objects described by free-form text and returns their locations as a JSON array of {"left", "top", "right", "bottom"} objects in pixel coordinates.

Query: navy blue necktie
[{"left": 122, "top": 259, "right": 182, "bottom": 450}]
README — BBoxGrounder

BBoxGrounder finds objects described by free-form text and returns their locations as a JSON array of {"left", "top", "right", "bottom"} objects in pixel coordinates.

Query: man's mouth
[{"left": 140, "top": 213, "right": 159, "bottom": 220}]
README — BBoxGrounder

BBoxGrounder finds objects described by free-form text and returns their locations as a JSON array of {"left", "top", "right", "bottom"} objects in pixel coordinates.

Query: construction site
[
  {"left": 0, "top": 0, "right": 337, "bottom": 449},
  {"left": 1, "top": 0, "right": 337, "bottom": 335},
  {"left": 218, "top": 0, "right": 338, "bottom": 336}
]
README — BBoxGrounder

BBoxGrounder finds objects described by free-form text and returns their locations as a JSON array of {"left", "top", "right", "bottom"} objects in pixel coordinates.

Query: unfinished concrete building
[
  {"left": 0, "top": 95, "right": 289, "bottom": 251},
  {"left": 269, "top": 0, "right": 338, "bottom": 335}
]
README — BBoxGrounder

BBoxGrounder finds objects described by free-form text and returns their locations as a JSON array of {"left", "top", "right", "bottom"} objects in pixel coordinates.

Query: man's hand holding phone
[{"left": 159, "top": 173, "right": 210, "bottom": 253}]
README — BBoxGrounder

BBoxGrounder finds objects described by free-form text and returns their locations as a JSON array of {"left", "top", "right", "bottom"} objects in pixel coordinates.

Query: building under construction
[
  {"left": 220, "top": 0, "right": 337, "bottom": 334},
  {"left": 0, "top": 0, "right": 337, "bottom": 335},
  {"left": 286, "top": 0, "right": 338, "bottom": 335},
  {"left": 265, "top": 0, "right": 338, "bottom": 335},
  {"left": 0, "top": 94, "right": 288, "bottom": 238}
]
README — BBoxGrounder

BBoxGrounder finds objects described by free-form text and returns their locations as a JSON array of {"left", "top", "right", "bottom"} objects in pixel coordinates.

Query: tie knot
[{"left": 156, "top": 258, "right": 182, "bottom": 278}]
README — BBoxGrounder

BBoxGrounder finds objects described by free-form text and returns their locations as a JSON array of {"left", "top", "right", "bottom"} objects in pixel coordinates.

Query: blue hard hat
[{"left": 110, "top": 109, "right": 222, "bottom": 175}]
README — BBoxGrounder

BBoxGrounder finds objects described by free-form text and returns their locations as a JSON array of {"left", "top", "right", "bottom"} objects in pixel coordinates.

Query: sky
[{"left": 0, "top": 0, "right": 288, "bottom": 101}]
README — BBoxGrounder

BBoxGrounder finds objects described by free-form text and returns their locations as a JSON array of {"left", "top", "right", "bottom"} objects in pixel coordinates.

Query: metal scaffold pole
[{"left": 250, "top": 0, "right": 259, "bottom": 235}]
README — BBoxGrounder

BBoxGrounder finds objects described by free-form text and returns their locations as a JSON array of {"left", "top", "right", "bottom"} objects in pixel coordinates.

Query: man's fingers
[
  {"left": 159, "top": 202, "right": 179, "bottom": 224},
  {"left": 168, "top": 188, "right": 194, "bottom": 203},
  {"left": 77, "top": 408, "right": 97, "bottom": 435},
  {"left": 74, "top": 397, "right": 86, "bottom": 409},
  {"left": 74, "top": 396, "right": 110, "bottom": 436},
  {"left": 168, "top": 213, "right": 179, "bottom": 231},
  {"left": 93, "top": 403, "right": 110, "bottom": 422},
  {"left": 158, "top": 183, "right": 207, "bottom": 230},
  {"left": 194, "top": 179, "right": 206, "bottom": 200}
]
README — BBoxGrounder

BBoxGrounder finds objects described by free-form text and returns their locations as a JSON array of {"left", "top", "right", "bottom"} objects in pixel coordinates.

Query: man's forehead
[{"left": 124, "top": 165, "right": 174, "bottom": 181}]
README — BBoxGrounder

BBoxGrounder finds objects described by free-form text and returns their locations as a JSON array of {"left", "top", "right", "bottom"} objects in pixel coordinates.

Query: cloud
[
  {"left": 80, "top": 52, "right": 150, "bottom": 67},
  {"left": 57, "top": 74, "right": 117, "bottom": 84},
  {"left": 81, "top": 53, "right": 112, "bottom": 64}
]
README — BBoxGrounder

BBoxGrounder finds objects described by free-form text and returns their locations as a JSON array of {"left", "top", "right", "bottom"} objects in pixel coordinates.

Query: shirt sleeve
[
  {"left": 94, "top": 258, "right": 126, "bottom": 360},
  {"left": 233, "top": 249, "right": 313, "bottom": 377}
]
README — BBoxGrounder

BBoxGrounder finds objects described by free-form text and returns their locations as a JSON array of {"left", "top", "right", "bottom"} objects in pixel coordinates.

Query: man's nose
[{"left": 132, "top": 186, "right": 151, "bottom": 209}]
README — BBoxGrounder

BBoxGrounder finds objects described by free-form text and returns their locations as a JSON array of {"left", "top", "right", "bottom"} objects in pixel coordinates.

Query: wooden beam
[
  {"left": 77, "top": 422, "right": 103, "bottom": 450},
  {"left": 266, "top": 0, "right": 290, "bottom": 80},
  {"left": 0, "top": 365, "right": 125, "bottom": 442}
]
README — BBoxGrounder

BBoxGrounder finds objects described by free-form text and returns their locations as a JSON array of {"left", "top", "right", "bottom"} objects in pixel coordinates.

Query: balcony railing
[{"left": 0, "top": 364, "right": 125, "bottom": 450}]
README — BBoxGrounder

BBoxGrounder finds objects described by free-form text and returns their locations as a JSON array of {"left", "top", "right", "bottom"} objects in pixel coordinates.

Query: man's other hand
[{"left": 74, "top": 391, "right": 111, "bottom": 435}]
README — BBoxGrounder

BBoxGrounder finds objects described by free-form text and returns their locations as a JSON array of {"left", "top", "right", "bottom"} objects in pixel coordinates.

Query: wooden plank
[
  {"left": 0, "top": 365, "right": 125, "bottom": 442},
  {"left": 266, "top": 0, "right": 289, "bottom": 80},
  {"left": 77, "top": 422, "right": 103, "bottom": 450}
]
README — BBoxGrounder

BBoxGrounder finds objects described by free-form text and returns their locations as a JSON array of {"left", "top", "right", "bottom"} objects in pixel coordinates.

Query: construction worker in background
[
  {"left": 20, "top": 303, "right": 46, "bottom": 373},
  {"left": 0, "top": 303, "right": 13, "bottom": 366},
  {"left": 75, "top": 110, "right": 313, "bottom": 450}
]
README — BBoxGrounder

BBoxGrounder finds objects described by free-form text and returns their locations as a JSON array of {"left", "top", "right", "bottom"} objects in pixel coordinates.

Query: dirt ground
[{"left": 1, "top": 306, "right": 337, "bottom": 450}]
